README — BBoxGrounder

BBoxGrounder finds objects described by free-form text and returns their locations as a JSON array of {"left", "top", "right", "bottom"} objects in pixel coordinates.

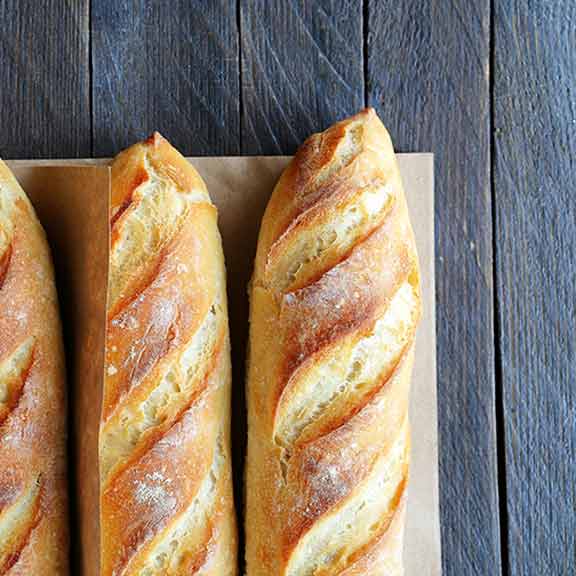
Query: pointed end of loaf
[
  {"left": 145, "top": 131, "right": 167, "bottom": 148},
  {"left": 253, "top": 108, "right": 398, "bottom": 291}
]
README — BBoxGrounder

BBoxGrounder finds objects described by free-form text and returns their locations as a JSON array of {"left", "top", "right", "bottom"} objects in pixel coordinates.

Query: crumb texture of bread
[
  {"left": 246, "top": 109, "right": 421, "bottom": 575},
  {"left": 101, "top": 134, "right": 237, "bottom": 575},
  {"left": 0, "top": 161, "right": 68, "bottom": 574}
]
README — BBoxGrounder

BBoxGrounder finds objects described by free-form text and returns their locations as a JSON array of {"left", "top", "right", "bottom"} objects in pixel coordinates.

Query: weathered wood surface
[
  {"left": 367, "top": 2, "right": 501, "bottom": 575},
  {"left": 0, "top": 1, "right": 91, "bottom": 158},
  {"left": 240, "top": 0, "right": 364, "bottom": 153},
  {"left": 494, "top": 1, "right": 576, "bottom": 573},
  {"left": 91, "top": 0, "right": 239, "bottom": 156}
]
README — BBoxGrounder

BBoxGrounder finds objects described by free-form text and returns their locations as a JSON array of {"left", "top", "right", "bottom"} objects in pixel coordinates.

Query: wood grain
[
  {"left": 240, "top": 0, "right": 364, "bottom": 154},
  {"left": 91, "top": 0, "right": 239, "bottom": 156},
  {"left": 494, "top": 1, "right": 576, "bottom": 573},
  {"left": 0, "top": 0, "right": 90, "bottom": 158},
  {"left": 367, "top": 2, "right": 502, "bottom": 574}
]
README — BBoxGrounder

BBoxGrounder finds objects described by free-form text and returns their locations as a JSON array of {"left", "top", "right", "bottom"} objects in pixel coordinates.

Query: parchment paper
[
  {"left": 192, "top": 155, "right": 440, "bottom": 576},
  {"left": 7, "top": 155, "right": 439, "bottom": 575}
]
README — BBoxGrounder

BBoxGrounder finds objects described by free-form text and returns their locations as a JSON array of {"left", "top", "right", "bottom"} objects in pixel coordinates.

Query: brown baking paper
[
  {"left": 7, "top": 154, "right": 439, "bottom": 575},
  {"left": 192, "top": 155, "right": 440, "bottom": 576}
]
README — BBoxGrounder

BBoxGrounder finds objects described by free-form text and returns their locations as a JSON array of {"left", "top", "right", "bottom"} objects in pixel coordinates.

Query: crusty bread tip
[
  {"left": 0, "top": 160, "right": 68, "bottom": 574},
  {"left": 246, "top": 109, "right": 421, "bottom": 575}
]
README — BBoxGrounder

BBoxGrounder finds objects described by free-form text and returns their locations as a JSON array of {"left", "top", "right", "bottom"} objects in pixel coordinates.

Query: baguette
[
  {"left": 98, "top": 135, "right": 237, "bottom": 575},
  {"left": 0, "top": 161, "right": 68, "bottom": 573},
  {"left": 246, "top": 109, "right": 421, "bottom": 575}
]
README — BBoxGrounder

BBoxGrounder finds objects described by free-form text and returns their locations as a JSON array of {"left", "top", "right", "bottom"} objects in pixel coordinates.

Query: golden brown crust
[
  {"left": 246, "top": 109, "right": 421, "bottom": 575},
  {"left": 101, "top": 134, "right": 237, "bottom": 575},
  {"left": 0, "top": 161, "right": 68, "bottom": 574}
]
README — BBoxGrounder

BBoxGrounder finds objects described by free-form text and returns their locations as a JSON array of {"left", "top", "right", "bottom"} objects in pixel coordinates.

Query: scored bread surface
[
  {"left": 0, "top": 161, "right": 68, "bottom": 574},
  {"left": 101, "top": 135, "right": 237, "bottom": 575},
  {"left": 246, "top": 109, "right": 421, "bottom": 575}
]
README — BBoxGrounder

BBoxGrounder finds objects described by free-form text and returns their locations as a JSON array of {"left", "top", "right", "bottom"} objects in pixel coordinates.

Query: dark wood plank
[
  {"left": 494, "top": 2, "right": 576, "bottom": 573},
  {"left": 91, "top": 0, "right": 239, "bottom": 156},
  {"left": 367, "top": 2, "right": 501, "bottom": 574},
  {"left": 0, "top": 1, "right": 90, "bottom": 158},
  {"left": 240, "top": 0, "right": 364, "bottom": 154}
]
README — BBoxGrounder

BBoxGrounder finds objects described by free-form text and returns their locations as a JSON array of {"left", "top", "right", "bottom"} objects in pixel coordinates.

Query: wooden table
[{"left": 1, "top": 2, "right": 574, "bottom": 573}]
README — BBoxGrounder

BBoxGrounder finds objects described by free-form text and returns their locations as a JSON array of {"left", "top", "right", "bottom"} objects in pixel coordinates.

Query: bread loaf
[
  {"left": 99, "top": 135, "right": 237, "bottom": 575},
  {"left": 245, "top": 109, "right": 421, "bottom": 575},
  {"left": 0, "top": 161, "right": 68, "bottom": 573}
]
